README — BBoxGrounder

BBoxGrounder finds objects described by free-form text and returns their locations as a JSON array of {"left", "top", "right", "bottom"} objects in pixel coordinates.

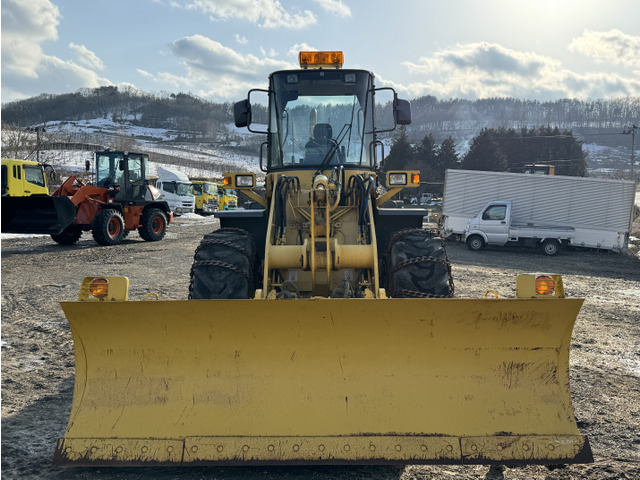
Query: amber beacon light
[{"left": 299, "top": 51, "right": 344, "bottom": 69}]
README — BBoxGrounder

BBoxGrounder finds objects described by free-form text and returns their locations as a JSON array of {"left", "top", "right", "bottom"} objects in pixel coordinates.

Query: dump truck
[
  {"left": 217, "top": 183, "right": 238, "bottom": 210},
  {"left": 55, "top": 52, "right": 592, "bottom": 467},
  {"left": 1, "top": 158, "right": 76, "bottom": 234},
  {"left": 192, "top": 179, "right": 219, "bottom": 215},
  {"left": 50, "top": 150, "right": 173, "bottom": 245}
]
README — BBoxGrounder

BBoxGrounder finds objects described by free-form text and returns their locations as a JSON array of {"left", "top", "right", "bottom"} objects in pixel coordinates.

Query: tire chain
[
  {"left": 188, "top": 227, "right": 255, "bottom": 300},
  {"left": 384, "top": 227, "right": 455, "bottom": 298}
]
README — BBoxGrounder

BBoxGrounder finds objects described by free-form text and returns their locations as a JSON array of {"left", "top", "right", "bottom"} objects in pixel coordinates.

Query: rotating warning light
[{"left": 299, "top": 51, "right": 344, "bottom": 69}]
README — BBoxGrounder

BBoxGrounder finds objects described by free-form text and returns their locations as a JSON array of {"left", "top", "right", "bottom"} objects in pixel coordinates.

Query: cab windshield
[
  {"left": 164, "top": 182, "right": 195, "bottom": 196},
  {"left": 268, "top": 69, "right": 374, "bottom": 170},
  {"left": 24, "top": 165, "right": 46, "bottom": 187},
  {"left": 203, "top": 183, "right": 218, "bottom": 195}
]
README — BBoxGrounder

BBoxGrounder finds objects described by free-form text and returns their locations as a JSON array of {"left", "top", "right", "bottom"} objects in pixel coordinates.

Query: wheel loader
[
  {"left": 55, "top": 52, "right": 592, "bottom": 467},
  {"left": 49, "top": 150, "right": 173, "bottom": 246}
]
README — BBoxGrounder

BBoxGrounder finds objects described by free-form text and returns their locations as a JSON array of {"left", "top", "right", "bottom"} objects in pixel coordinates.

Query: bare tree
[{"left": 1, "top": 122, "right": 32, "bottom": 159}]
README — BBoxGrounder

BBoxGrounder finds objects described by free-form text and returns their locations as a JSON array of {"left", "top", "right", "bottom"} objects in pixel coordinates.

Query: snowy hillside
[{"left": 14, "top": 118, "right": 264, "bottom": 183}]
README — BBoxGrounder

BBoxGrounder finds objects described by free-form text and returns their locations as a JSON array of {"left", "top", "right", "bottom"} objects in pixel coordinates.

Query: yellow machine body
[
  {"left": 54, "top": 55, "right": 592, "bottom": 468},
  {"left": 55, "top": 293, "right": 591, "bottom": 466}
]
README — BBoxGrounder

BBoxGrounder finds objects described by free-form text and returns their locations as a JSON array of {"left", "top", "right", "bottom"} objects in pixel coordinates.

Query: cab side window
[{"left": 482, "top": 205, "right": 507, "bottom": 221}]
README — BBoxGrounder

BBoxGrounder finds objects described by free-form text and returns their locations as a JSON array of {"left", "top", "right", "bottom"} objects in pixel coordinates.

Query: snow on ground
[
  {"left": 46, "top": 118, "right": 179, "bottom": 142},
  {"left": 17, "top": 118, "right": 263, "bottom": 182}
]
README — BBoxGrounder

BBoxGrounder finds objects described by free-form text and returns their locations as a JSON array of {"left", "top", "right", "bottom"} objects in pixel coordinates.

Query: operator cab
[
  {"left": 95, "top": 151, "right": 149, "bottom": 201},
  {"left": 234, "top": 51, "right": 410, "bottom": 173}
]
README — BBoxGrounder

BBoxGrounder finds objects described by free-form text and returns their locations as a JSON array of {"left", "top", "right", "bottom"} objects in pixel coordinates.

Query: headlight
[
  {"left": 236, "top": 175, "right": 254, "bottom": 187},
  {"left": 388, "top": 173, "right": 407, "bottom": 186}
]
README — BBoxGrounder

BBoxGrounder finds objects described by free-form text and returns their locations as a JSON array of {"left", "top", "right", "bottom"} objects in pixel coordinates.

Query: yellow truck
[
  {"left": 217, "top": 184, "right": 238, "bottom": 210},
  {"left": 191, "top": 180, "right": 219, "bottom": 215},
  {"left": 1, "top": 158, "right": 76, "bottom": 234}
]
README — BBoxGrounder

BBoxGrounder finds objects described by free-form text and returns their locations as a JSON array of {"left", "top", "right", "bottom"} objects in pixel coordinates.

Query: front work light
[
  {"left": 236, "top": 175, "right": 255, "bottom": 188},
  {"left": 222, "top": 172, "right": 257, "bottom": 189},
  {"left": 388, "top": 173, "right": 408, "bottom": 186}
]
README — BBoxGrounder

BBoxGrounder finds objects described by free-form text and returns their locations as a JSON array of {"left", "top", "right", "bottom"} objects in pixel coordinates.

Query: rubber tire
[
  {"left": 91, "top": 209, "right": 125, "bottom": 246},
  {"left": 466, "top": 234, "right": 485, "bottom": 251},
  {"left": 138, "top": 208, "right": 167, "bottom": 242},
  {"left": 189, "top": 228, "right": 256, "bottom": 299},
  {"left": 50, "top": 224, "right": 82, "bottom": 245},
  {"left": 385, "top": 229, "right": 452, "bottom": 298},
  {"left": 542, "top": 239, "right": 561, "bottom": 256}
]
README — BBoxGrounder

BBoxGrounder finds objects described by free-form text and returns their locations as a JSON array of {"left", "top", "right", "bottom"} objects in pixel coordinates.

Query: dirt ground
[{"left": 1, "top": 215, "right": 639, "bottom": 480}]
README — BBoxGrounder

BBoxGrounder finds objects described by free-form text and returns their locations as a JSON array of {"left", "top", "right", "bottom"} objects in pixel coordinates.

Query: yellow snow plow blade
[{"left": 55, "top": 291, "right": 592, "bottom": 466}]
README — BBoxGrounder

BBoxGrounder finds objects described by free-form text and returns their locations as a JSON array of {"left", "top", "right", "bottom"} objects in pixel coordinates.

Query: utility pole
[
  {"left": 28, "top": 125, "right": 46, "bottom": 162},
  {"left": 623, "top": 124, "right": 637, "bottom": 181}
]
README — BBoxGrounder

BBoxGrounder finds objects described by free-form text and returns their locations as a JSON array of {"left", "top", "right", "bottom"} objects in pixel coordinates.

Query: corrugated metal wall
[{"left": 443, "top": 170, "right": 636, "bottom": 231}]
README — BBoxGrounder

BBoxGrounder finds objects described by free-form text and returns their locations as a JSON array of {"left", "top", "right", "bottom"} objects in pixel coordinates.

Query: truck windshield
[
  {"left": 268, "top": 69, "right": 374, "bottom": 170},
  {"left": 203, "top": 183, "right": 217, "bottom": 195},
  {"left": 23, "top": 165, "right": 46, "bottom": 187},
  {"left": 164, "top": 182, "right": 195, "bottom": 196}
]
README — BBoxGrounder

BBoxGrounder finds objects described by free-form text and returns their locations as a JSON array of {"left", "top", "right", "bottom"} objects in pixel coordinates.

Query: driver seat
[{"left": 304, "top": 123, "right": 339, "bottom": 164}]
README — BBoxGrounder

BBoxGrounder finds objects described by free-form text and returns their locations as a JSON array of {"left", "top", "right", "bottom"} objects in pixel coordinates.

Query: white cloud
[
  {"left": 1, "top": 0, "right": 60, "bottom": 77},
  {"left": 185, "top": 0, "right": 316, "bottom": 29},
  {"left": 399, "top": 42, "right": 640, "bottom": 100},
  {"left": 315, "top": 0, "right": 351, "bottom": 18},
  {"left": 69, "top": 43, "right": 105, "bottom": 71},
  {"left": 234, "top": 34, "right": 248, "bottom": 45},
  {"left": 569, "top": 29, "right": 640, "bottom": 71},
  {"left": 1, "top": 0, "right": 111, "bottom": 101},
  {"left": 288, "top": 43, "right": 315, "bottom": 57},
  {"left": 151, "top": 36, "right": 296, "bottom": 99},
  {"left": 137, "top": 69, "right": 154, "bottom": 78}
]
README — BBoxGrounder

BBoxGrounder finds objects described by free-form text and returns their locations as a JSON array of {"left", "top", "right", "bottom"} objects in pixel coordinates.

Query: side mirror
[
  {"left": 234, "top": 99, "right": 251, "bottom": 128},
  {"left": 394, "top": 98, "right": 411, "bottom": 125},
  {"left": 118, "top": 159, "right": 125, "bottom": 171},
  {"left": 85, "top": 160, "right": 91, "bottom": 172}
]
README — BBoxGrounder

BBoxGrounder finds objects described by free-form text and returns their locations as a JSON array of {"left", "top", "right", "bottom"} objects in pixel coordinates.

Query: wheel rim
[
  {"left": 152, "top": 216, "right": 164, "bottom": 234},
  {"left": 545, "top": 243, "right": 557, "bottom": 254},
  {"left": 108, "top": 218, "right": 121, "bottom": 238},
  {"left": 471, "top": 238, "right": 482, "bottom": 249}
]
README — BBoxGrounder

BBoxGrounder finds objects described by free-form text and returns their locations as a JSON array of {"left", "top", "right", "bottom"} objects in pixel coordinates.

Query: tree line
[
  {"left": 384, "top": 125, "right": 587, "bottom": 194},
  {"left": 2, "top": 86, "right": 637, "bottom": 141}
]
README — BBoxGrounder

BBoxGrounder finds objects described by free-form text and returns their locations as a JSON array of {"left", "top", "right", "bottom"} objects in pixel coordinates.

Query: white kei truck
[{"left": 442, "top": 169, "right": 637, "bottom": 256}]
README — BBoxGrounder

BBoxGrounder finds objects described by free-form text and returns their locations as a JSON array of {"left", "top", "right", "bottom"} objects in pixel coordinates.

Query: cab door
[{"left": 478, "top": 203, "right": 510, "bottom": 245}]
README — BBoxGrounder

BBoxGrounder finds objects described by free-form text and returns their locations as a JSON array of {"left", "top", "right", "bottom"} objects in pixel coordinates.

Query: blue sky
[{"left": 2, "top": 0, "right": 639, "bottom": 104}]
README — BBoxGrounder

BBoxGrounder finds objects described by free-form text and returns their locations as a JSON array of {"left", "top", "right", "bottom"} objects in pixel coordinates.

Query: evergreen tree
[
  {"left": 434, "top": 136, "right": 459, "bottom": 180},
  {"left": 413, "top": 133, "right": 437, "bottom": 181},
  {"left": 383, "top": 126, "right": 414, "bottom": 171},
  {"left": 461, "top": 128, "right": 508, "bottom": 171}
]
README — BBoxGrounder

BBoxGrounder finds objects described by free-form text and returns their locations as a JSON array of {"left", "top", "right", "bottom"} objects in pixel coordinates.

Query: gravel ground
[{"left": 1, "top": 215, "right": 639, "bottom": 480}]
